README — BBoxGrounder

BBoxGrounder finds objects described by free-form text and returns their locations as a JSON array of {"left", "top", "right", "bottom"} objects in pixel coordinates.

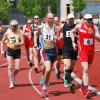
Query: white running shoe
[
  {"left": 41, "top": 85, "right": 47, "bottom": 98},
  {"left": 9, "top": 82, "right": 14, "bottom": 89}
]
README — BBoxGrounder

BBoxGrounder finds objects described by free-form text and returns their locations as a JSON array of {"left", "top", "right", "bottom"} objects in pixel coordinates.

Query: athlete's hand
[
  {"left": 1, "top": 50, "right": 4, "bottom": 56},
  {"left": 54, "top": 35, "right": 57, "bottom": 40},
  {"left": 72, "top": 42, "right": 77, "bottom": 51},
  {"left": 59, "top": 33, "right": 63, "bottom": 39}
]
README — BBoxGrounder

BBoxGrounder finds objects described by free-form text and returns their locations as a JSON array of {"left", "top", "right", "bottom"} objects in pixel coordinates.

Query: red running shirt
[
  {"left": 56, "top": 30, "right": 64, "bottom": 49},
  {"left": 78, "top": 23, "right": 95, "bottom": 52}
]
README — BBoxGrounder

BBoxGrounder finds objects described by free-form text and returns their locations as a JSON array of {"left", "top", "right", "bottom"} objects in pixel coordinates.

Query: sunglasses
[
  {"left": 62, "top": 21, "right": 66, "bottom": 23},
  {"left": 48, "top": 18, "right": 53, "bottom": 19},
  {"left": 34, "top": 18, "right": 39, "bottom": 20},
  {"left": 28, "top": 23, "right": 31, "bottom": 24},
  {"left": 12, "top": 25, "right": 18, "bottom": 28},
  {"left": 86, "top": 18, "right": 93, "bottom": 21}
]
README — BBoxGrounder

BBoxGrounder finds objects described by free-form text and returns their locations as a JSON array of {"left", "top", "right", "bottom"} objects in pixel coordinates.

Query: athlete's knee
[
  {"left": 15, "top": 66, "right": 20, "bottom": 71},
  {"left": 83, "top": 69, "right": 88, "bottom": 74},
  {"left": 64, "top": 63, "right": 71, "bottom": 70},
  {"left": 45, "top": 67, "right": 51, "bottom": 73},
  {"left": 8, "top": 66, "right": 13, "bottom": 71}
]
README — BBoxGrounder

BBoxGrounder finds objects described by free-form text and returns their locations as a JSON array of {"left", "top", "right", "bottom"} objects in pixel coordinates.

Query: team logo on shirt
[{"left": 79, "top": 29, "right": 87, "bottom": 33}]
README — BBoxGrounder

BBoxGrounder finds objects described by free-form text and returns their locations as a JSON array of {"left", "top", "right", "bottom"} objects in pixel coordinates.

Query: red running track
[{"left": 0, "top": 42, "right": 100, "bottom": 100}]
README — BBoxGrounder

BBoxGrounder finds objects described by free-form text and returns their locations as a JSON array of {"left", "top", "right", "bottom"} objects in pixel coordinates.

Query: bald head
[{"left": 46, "top": 12, "right": 54, "bottom": 19}]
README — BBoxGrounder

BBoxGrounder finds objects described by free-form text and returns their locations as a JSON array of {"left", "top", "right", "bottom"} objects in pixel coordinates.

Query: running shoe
[
  {"left": 85, "top": 88, "right": 92, "bottom": 98},
  {"left": 40, "top": 78, "right": 50, "bottom": 86},
  {"left": 63, "top": 76, "right": 72, "bottom": 87},
  {"left": 41, "top": 85, "right": 47, "bottom": 98},
  {"left": 34, "top": 67, "right": 39, "bottom": 73},
  {"left": 70, "top": 83, "right": 75, "bottom": 93},
  {"left": 79, "top": 86, "right": 91, "bottom": 96},
  {"left": 79, "top": 86, "right": 86, "bottom": 95},
  {"left": 29, "top": 62, "right": 33, "bottom": 67},
  {"left": 9, "top": 82, "right": 14, "bottom": 89},
  {"left": 56, "top": 71, "right": 61, "bottom": 80},
  {"left": 40, "top": 77, "right": 44, "bottom": 85}
]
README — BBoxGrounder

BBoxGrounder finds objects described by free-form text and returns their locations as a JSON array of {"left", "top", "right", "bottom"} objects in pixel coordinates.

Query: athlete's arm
[
  {"left": 71, "top": 24, "right": 80, "bottom": 42},
  {"left": 34, "top": 25, "right": 42, "bottom": 48},
  {"left": 57, "top": 26, "right": 63, "bottom": 40},
  {"left": 94, "top": 25, "right": 100, "bottom": 42},
  {"left": 1, "top": 32, "right": 7, "bottom": 55},
  {"left": 22, "top": 25, "right": 29, "bottom": 36},
  {"left": 71, "top": 24, "right": 80, "bottom": 51},
  {"left": 19, "top": 30, "right": 24, "bottom": 46}
]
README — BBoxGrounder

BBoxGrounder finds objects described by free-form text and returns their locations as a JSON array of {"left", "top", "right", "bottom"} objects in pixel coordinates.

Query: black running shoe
[
  {"left": 34, "top": 67, "right": 39, "bottom": 73},
  {"left": 56, "top": 71, "right": 61, "bottom": 80},
  {"left": 29, "top": 62, "right": 33, "bottom": 67},
  {"left": 70, "top": 83, "right": 75, "bottom": 93}
]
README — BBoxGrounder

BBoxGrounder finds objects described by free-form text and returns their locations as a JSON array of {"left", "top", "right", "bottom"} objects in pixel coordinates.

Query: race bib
[
  {"left": 66, "top": 31, "right": 71, "bottom": 37},
  {"left": 9, "top": 37, "right": 19, "bottom": 44},
  {"left": 84, "top": 39, "right": 93, "bottom": 45},
  {"left": 43, "top": 33, "right": 53, "bottom": 41}
]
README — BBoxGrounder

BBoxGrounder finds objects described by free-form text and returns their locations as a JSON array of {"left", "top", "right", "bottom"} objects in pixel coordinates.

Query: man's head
[
  {"left": 27, "top": 19, "right": 32, "bottom": 25},
  {"left": 46, "top": 12, "right": 54, "bottom": 24},
  {"left": 67, "top": 13, "right": 75, "bottom": 25},
  {"left": 33, "top": 15, "right": 39, "bottom": 24},
  {"left": 84, "top": 14, "right": 93, "bottom": 26},
  {"left": 54, "top": 16, "right": 60, "bottom": 25},
  {"left": 10, "top": 19, "right": 18, "bottom": 32}
]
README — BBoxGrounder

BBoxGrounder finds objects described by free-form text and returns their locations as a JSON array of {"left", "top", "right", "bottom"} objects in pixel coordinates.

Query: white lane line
[
  {"left": 95, "top": 45, "right": 100, "bottom": 52},
  {"left": 0, "top": 63, "right": 7, "bottom": 67},
  {"left": 28, "top": 67, "right": 49, "bottom": 100},
  {"left": 71, "top": 72, "right": 100, "bottom": 96},
  {"left": 0, "top": 55, "right": 26, "bottom": 69},
  {"left": 95, "top": 49, "right": 100, "bottom": 52}
]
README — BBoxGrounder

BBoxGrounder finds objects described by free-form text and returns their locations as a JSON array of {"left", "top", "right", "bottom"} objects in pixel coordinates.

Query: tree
[
  {"left": 18, "top": 0, "right": 42, "bottom": 18},
  {"left": 72, "top": 0, "right": 87, "bottom": 15},
  {"left": 0, "top": 0, "right": 11, "bottom": 21},
  {"left": 18, "top": 0, "right": 58, "bottom": 18}
]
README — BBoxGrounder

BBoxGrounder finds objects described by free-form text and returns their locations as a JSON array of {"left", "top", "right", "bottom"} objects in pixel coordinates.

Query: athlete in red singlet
[
  {"left": 54, "top": 16, "right": 64, "bottom": 79},
  {"left": 23, "top": 19, "right": 33, "bottom": 67},
  {"left": 71, "top": 14, "right": 100, "bottom": 98}
]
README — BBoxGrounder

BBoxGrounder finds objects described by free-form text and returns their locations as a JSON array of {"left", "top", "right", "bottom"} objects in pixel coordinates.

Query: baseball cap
[
  {"left": 84, "top": 14, "right": 92, "bottom": 19},
  {"left": 10, "top": 19, "right": 18, "bottom": 26},
  {"left": 67, "top": 13, "right": 75, "bottom": 19}
]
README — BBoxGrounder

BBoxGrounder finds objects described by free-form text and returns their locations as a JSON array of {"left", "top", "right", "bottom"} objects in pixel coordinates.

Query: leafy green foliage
[
  {"left": 18, "top": 0, "right": 58, "bottom": 18},
  {"left": 0, "top": 0, "right": 11, "bottom": 20},
  {"left": 72, "top": 0, "right": 87, "bottom": 14}
]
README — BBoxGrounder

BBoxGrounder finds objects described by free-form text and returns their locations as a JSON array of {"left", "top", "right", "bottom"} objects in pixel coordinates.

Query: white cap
[
  {"left": 67, "top": 13, "right": 75, "bottom": 19},
  {"left": 10, "top": 19, "right": 18, "bottom": 25},
  {"left": 84, "top": 14, "right": 92, "bottom": 19}
]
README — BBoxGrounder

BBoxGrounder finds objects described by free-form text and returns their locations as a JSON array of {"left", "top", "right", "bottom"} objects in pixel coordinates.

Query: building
[
  {"left": 7, "top": 0, "right": 25, "bottom": 25},
  {"left": 60, "top": 0, "right": 100, "bottom": 18},
  {"left": 80, "top": 0, "right": 100, "bottom": 17}
]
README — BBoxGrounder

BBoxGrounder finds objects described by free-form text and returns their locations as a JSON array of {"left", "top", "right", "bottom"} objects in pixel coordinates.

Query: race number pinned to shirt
[
  {"left": 66, "top": 31, "right": 71, "bottom": 37},
  {"left": 9, "top": 37, "right": 19, "bottom": 44},
  {"left": 43, "top": 33, "right": 54, "bottom": 41},
  {"left": 84, "top": 38, "right": 93, "bottom": 45}
]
